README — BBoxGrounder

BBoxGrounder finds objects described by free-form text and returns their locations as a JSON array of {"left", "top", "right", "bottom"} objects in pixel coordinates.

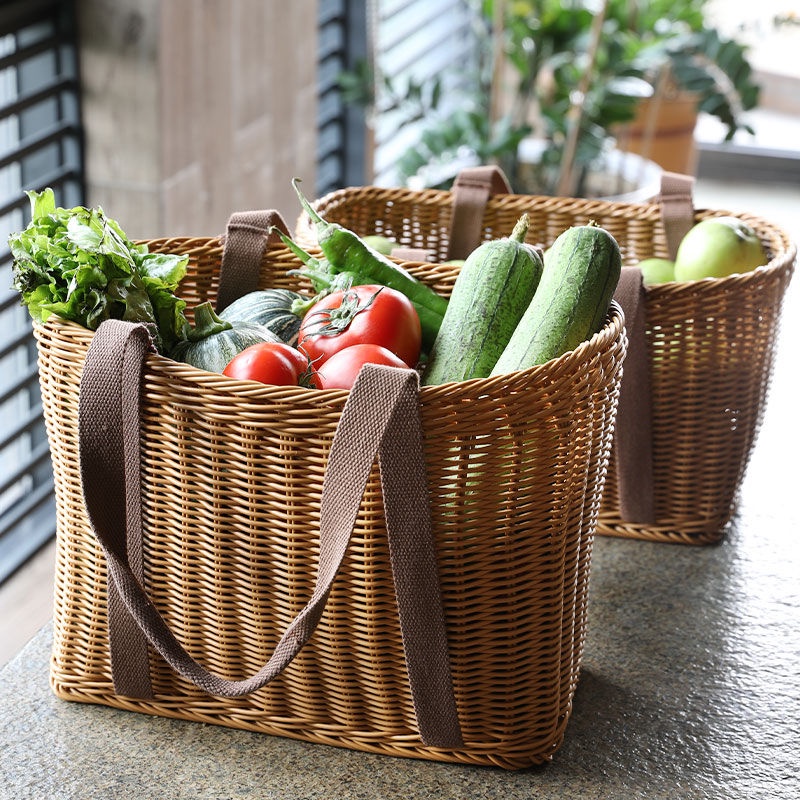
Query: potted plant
[
  {"left": 355, "top": 0, "right": 763, "bottom": 197},
  {"left": 604, "top": 0, "right": 763, "bottom": 173},
  {"left": 486, "top": 0, "right": 763, "bottom": 194}
]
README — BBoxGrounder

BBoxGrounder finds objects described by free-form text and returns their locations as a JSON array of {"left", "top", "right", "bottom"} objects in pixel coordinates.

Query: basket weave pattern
[
  {"left": 294, "top": 185, "right": 676, "bottom": 263},
  {"left": 41, "top": 236, "right": 626, "bottom": 769},
  {"left": 296, "top": 187, "right": 796, "bottom": 543},
  {"left": 601, "top": 256, "right": 793, "bottom": 543}
]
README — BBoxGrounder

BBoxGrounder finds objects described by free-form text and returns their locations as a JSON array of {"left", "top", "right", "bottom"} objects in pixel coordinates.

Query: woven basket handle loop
[
  {"left": 215, "top": 209, "right": 291, "bottom": 312},
  {"left": 658, "top": 171, "right": 695, "bottom": 260},
  {"left": 612, "top": 268, "right": 655, "bottom": 524},
  {"left": 78, "top": 320, "right": 463, "bottom": 749},
  {"left": 447, "top": 165, "right": 511, "bottom": 261}
]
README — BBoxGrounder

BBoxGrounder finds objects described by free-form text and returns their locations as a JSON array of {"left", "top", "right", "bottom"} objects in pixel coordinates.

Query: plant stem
[
  {"left": 188, "top": 301, "right": 232, "bottom": 341},
  {"left": 557, "top": 0, "right": 609, "bottom": 197}
]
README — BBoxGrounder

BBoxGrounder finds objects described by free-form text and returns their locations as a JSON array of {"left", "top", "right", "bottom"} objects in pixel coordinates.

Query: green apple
[
  {"left": 637, "top": 257, "right": 675, "bottom": 285},
  {"left": 673, "top": 217, "right": 766, "bottom": 281},
  {"left": 361, "top": 234, "right": 399, "bottom": 255}
]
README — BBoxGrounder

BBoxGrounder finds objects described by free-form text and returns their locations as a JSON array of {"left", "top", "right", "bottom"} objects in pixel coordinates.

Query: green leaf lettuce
[{"left": 9, "top": 188, "right": 189, "bottom": 353}]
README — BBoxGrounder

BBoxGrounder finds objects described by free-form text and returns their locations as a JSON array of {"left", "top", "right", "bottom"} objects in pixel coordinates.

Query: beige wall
[{"left": 77, "top": 0, "right": 318, "bottom": 239}]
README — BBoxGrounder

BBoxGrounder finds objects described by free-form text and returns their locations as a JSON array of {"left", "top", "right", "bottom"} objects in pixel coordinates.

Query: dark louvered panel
[
  {"left": 316, "top": 0, "right": 368, "bottom": 196},
  {"left": 0, "top": 0, "right": 83, "bottom": 584}
]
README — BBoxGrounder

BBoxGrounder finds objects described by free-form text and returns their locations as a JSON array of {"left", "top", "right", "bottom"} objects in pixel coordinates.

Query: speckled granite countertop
[
  {"left": 3, "top": 283, "right": 799, "bottom": 800},
  {"left": 3, "top": 482, "right": 799, "bottom": 798}
]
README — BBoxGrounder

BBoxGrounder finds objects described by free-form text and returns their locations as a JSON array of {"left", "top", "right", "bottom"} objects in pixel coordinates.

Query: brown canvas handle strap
[
  {"left": 612, "top": 269, "right": 655, "bottom": 523},
  {"left": 80, "top": 322, "right": 155, "bottom": 700},
  {"left": 78, "top": 320, "right": 463, "bottom": 749},
  {"left": 610, "top": 173, "right": 695, "bottom": 524},
  {"left": 659, "top": 171, "right": 695, "bottom": 260},
  {"left": 215, "top": 209, "right": 291, "bottom": 312},
  {"left": 447, "top": 165, "right": 511, "bottom": 261}
]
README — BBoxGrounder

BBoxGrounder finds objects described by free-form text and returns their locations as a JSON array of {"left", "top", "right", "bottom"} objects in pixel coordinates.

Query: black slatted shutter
[
  {"left": 317, "top": 0, "right": 369, "bottom": 197},
  {"left": 0, "top": 0, "right": 84, "bottom": 584}
]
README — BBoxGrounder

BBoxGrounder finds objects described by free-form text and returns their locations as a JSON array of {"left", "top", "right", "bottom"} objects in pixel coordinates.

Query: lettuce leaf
[{"left": 9, "top": 188, "right": 189, "bottom": 353}]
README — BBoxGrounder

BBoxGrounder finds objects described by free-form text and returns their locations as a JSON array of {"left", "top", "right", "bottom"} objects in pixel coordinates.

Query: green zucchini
[
  {"left": 491, "top": 222, "right": 621, "bottom": 375},
  {"left": 171, "top": 301, "right": 281, "bottom": 373},
  {"left": 219, "top": 288, "right": 306, "bottom": 346},
  {"left": 422, "top": 215, "right": 544, "bottom": 385}
]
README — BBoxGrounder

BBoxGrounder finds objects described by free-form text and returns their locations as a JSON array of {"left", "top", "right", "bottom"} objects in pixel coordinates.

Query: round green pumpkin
[
  {"left": 220, "top": 289, "right": 307, "bottom": 347},
  {"left": 171, "top": 301, "right": 282, "bottom": 373}
]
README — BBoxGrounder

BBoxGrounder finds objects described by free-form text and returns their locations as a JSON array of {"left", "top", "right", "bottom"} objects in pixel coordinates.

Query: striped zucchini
[
  {"left": 491, "top": 222, "right": 621, "bottom": 374},
  {"left": 422, "top": 215, "right": 544, "bottom": 385}
]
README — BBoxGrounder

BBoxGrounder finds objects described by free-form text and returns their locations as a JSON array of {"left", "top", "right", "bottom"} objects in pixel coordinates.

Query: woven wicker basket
[
  {"left": 295, "top": 180, "right": 796, "bottom": 544},
  {"left": 40, "top": 226, "right": 627, "bottom": 770}
]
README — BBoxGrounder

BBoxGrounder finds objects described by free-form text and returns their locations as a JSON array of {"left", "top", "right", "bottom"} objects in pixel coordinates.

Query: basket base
[
  {"left": 596, "top": 519, "right": 729, "bottom": 546},
  {"left": 49, "top": 672, "right": 564, "bottom": 771}
]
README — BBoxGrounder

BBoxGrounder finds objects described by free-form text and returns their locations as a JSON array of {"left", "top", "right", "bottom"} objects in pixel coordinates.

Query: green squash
[
  {"left": 171, "top": 301, "right": 281, "bottom": 373},
  {"left": 219, "top": 288, "right": 306, "bottom": 347}
]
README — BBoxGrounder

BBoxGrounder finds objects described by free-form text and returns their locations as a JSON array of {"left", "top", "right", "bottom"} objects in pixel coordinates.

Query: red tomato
[
  {"left": 298, "top": 285, "right": 421, "bottom": 369},
  {"left": 312, "top": 344, "right": 409, "bottom": 390},
  {"left": 222, "top": 341, "right": 309, "bottom": 386}
]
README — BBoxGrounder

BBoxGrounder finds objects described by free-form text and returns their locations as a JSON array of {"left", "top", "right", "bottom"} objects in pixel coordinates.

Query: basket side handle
[
  {"left": 447, "top": 165, "right": 511, "bottom": 261},
  {"left": 659, "top": 171, "right": 695, "bottom": 260},
  {"left": 610, "top": 171, "right": 694, "bottom": 523},
  {"left": 612, "top": 267, "right": 655, "bottom": 524},
  {"left": 215, "top": 209, "right": 291, "bottom": 312},
  {"left": 78, "top": 320, "right": 463, "bottom": 749}
]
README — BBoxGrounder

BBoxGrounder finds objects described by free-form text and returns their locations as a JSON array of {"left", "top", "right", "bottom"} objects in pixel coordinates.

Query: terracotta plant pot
[{"left": 615, "top": 91, "right": 700, "bottom": 175}]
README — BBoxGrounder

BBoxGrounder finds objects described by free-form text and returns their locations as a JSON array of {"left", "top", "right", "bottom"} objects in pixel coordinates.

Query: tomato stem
[{"left": 302, "top": 287, "right": 383, "bottom": 338}]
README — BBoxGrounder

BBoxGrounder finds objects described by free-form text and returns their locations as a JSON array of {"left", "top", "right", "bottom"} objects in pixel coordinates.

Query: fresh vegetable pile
[
  {"left": 9, "top": 184, "right": 627, "bottom": 390},
  {"left": 9, "top": 188, "right": 190, "bottom": 354},
  {"left": 283, "top": 179, "right": 447, "bottom": 352}
]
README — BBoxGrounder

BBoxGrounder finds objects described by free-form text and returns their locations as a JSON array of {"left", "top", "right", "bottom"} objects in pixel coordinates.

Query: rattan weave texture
[
  {"left": 296, "top": 186, "right": 796, "bottom": 543},
  {"left": 41, "top": 234, "right": 626, "bottom": 769}
]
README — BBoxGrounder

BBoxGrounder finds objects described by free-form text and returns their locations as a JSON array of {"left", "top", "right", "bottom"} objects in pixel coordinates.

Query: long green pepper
[
  {"left": 273, "top": 227, "right": 359, "bottom": 315},
  {"left": 292, "top": 179, "right": 448, "bottom": 350}
]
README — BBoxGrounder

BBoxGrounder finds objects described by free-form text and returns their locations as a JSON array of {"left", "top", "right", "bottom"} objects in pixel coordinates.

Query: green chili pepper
[
  {"left": 275, "top": 227, "right": 337, "bottom": 291},
  {"left": 273, "top": 227, "right": 358, "bottom": 316},
  {"left": 292, "top": 179, "right": 448, "bottom": 347}
]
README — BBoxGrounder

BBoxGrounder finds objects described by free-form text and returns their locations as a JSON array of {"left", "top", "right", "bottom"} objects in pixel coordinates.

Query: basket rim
[
  {"left": 300, "top": 182, "right": 800, "bottom": 226},
  {"left": 303, "top": 182, "right": 791, "bottom": 227},
  {"left": 35, "top": 303, "right": 626, "bottom": 405},
  {"left": 294, "top": 186, "right": 798, "bottom": 275},
  {"left": 641, "top": 241, "right": 796, "bottom": 298}
]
